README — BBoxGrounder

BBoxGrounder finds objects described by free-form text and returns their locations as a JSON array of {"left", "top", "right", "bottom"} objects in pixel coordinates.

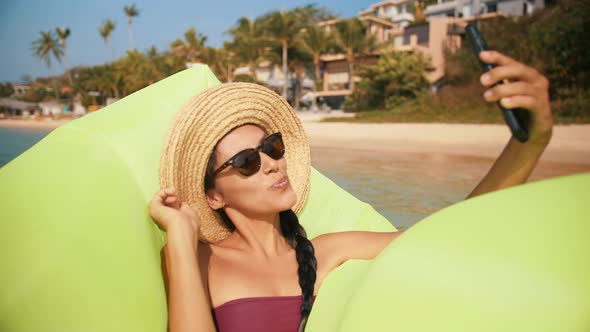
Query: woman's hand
[
  {"left": 149, "top": 187, "right": 200, "bottom": 250},
  {"left": 479, "top": 50, "right": 553, "bottom": 146}
]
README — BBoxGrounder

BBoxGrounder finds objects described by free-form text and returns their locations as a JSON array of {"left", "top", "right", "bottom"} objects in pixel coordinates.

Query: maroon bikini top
[{"left": 212, "top": 295, "right": 317, "bottom": 332}]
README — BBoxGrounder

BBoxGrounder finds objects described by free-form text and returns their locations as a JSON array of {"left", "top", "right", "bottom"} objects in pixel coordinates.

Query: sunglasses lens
[
  {"left": 232, "top": 149, "right": 261, "bottom": 176},
  {"left": 263, "top": 133, "right": 285, "bottom": 160}
]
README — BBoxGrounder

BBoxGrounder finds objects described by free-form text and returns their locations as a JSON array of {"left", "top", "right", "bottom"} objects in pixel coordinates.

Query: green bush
[
  {"left": 344, "top": 51, "right": 430, "bottom": 111},
  {"left": 445, "top": 0, "right": 590, "bottom": 121}
]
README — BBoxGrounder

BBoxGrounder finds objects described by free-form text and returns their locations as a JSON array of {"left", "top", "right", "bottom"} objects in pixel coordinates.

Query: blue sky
[{"left": 0, "top": 0, "right": 378, "bottom": 82}]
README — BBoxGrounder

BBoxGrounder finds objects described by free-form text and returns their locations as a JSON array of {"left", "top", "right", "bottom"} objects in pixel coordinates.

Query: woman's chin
[{"left": 278, "top": 188, "right": 298, "bottom": 211}]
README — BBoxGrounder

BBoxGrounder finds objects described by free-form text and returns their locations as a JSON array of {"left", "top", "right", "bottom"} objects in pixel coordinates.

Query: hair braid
[{"left": 279, "top": 209, "right": 317, "bottom": 332}]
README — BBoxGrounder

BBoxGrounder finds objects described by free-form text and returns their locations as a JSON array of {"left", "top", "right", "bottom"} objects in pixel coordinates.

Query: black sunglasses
[{"left": 213, "top": 132, "right": 285, "bottom": 177}]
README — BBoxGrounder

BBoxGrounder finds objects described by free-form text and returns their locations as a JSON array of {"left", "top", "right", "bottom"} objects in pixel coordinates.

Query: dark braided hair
[
  {"left": 204, "top": 132, "right": 317, "bottom": 332},
  {"left": 279, "top": 209, "right": 317, "bottom": 332}
]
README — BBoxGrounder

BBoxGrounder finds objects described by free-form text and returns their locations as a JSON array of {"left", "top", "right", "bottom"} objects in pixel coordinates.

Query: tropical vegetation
[{"left": 11, "top": 0, "right": 588, "bottom": 123}]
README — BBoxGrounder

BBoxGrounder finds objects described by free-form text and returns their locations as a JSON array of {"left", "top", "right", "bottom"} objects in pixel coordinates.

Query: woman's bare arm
[
  {"left": 163, "top": 232, "right": 216, "bottom": 332},
  {"left": 150, "top": 187, "right": 215, "bottom": 332},
  {"left": 466, "top": 51, "right": 553, "bottom": 199},
  {"left": 313, "top": 230, "right": 404, "bottom": 269},
  {"left": 466, "top": 136, "right": 548, "bottom": 199}
]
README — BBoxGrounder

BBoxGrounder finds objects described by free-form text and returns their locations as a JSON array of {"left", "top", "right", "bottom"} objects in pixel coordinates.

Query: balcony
[
  {"left": 392, "top": 12, "right": 415, "bottom": 23},
  {"left": 424, "top": 1, "right": 458, "bottom": 16}
]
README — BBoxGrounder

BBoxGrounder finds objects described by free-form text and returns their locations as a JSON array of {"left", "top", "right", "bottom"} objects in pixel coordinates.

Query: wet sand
[
  {"left": 0, "top": 119, "right": 72, "bottom": 129},
  {"left": 303, "top": 123, "right": 590, "bottom": 166}
]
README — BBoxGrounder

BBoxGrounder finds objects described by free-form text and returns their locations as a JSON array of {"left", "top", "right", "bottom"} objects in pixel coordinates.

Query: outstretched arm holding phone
[{"left": 467, "top": 50, "right": 554, "bottom": 199}]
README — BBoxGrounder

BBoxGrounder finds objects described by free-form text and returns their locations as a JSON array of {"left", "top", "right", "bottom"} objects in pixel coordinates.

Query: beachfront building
[
  {"left": 11, "top": 84, "right": 31, "bottom": 98},
  {"left": 38, "top": 101, "right": 66, "bottom": 116},
  {"left": 0, "top": 98, "right": 38, "bottom": 117},
  {"left": 315, "top": 19, "right": 379, "bottom": 104},
  {"left": 314, "top": 0, "right": 549, "bottom": 106},
  {"left": 424, "top": 0, "right": 547, "bottom": 19},
  {"left": 359, "top": 0, "right": 418, "bottom": 28},
  {"left": 316, "top": 14, "right": 463, "bottom": 105},
  {"left": 233, "top": 60, "right": 316, "bottom": 105}
]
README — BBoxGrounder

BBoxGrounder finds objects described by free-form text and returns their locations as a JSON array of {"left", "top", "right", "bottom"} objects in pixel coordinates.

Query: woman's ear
[{"left": 206, "top": 189, "right": 225, "bottom": 210}]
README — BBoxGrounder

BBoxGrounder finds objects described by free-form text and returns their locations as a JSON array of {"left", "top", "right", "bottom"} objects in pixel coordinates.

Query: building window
[{"left": 327, "top": 71, "right": 349, "bottom": 84}]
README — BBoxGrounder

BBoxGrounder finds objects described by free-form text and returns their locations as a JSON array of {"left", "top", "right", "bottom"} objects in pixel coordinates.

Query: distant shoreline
[
  {"left": 0, "top": 119, "right": 72, "bottom": 129},
  {"left": 2, "top": 118, "right": 589, "bottom": 166},
  {"left": 305, "top": 122, "right": 590, "bottom": 166}
]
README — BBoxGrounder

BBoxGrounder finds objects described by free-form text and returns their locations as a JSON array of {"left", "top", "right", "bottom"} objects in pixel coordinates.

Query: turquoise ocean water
[{"left": 2, "top": 126, "right": 585, "bottom": 230}]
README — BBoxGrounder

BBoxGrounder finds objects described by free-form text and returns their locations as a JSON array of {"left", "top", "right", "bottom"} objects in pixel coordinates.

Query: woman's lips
[{"left": 271, "top": 176, "right": 289, "bottom": 189}]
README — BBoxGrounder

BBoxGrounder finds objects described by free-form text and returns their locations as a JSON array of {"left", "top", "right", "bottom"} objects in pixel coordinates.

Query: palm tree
[
  {"left": 171, "top": 27, "right": 207, "bottom": 63},
  {"left": 334, "top": 18, "right": 376, "bottom": 92},
  {"left": 32, "top": 30, "right": 63, "bottom": 69},
  {"left": 56, "top": 26, "right": 73, "bottom": 84},
  {"left": 99, "top": 19, "right": 116, "bottom": 61},
  {"left": 123, "top": 4, "right": 140, "bottom": 50},
  {"left": 299, "top": 25, "right": 333, "bottom": 90},
  {"left": 202, "top": 47, "right": 234, "bottom": 83},
  {"left": 32, "top": 30, "right": 64, "bottom": 99},
  {"left": 293, "top": 4, "right": 335, "bottom": 27},
  {"left": 226, "top": 17, "right": 267, "bottom": 82},
  {"left": 287, "top": 45, "right": 312, "bottom": 110},
  {"left": 264, "top": 11, "right": 301, "bottom": 99}
]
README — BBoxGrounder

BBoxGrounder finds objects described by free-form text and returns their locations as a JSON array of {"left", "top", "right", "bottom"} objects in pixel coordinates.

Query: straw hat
[{"left": 159, "top": 82, "right": 311, "bottom": 243}]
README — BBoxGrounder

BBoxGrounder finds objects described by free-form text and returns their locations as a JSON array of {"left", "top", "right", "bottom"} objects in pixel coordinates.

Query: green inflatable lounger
[{"left": 0, "top": 66, "right": 588, "bottom": 332}]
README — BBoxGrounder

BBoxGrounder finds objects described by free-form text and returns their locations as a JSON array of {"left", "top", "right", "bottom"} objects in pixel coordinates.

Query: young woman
[{"left": 149, "top": 50, "right": 553, "bottom": 332}]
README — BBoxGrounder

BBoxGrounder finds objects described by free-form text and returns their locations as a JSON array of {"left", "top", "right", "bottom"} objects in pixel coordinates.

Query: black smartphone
[{"left": 465, "top": 23, "right": 529, "bottom": 143}]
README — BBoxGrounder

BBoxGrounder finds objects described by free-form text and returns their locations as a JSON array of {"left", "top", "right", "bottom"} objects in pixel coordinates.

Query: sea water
[{"left": 2, "top": 127, "right": 587, "bottom": 230}]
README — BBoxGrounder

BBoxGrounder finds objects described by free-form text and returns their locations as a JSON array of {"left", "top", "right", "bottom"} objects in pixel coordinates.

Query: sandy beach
[
  {"left": 0, "top": 119, "right": 73, "bottom": 129},
  {"left": 303, "top": 122, "right": 590, "bottom": 166},
  {"left": 2, "top": 118, "right": 589, "bottom": 166}
]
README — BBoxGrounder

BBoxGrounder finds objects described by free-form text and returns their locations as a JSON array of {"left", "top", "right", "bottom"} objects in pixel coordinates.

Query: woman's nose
[{"left": 261, "top": 153, "right": 279, "bottom": 174}]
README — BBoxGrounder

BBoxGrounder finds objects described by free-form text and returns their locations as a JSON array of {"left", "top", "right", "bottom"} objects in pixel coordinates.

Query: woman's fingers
[
  {"left": 155, "top": 187, "right": 174, "bottom": 201},
  {"left": 479, "top": 51, "right": 549, "bottom": 89},
  {"left": 483, "top": 81, "right": 537, "bottom": 102},
  {"left": 479, "top": 50, "right": 516, "bottom": 67},
  {"left": 151, "top": 187, "right": 182, "bottom": 210},
  {"left": 498, "top": 95, "right": 538, "bottom": 111},
  {"left": 165, "top": 196, "right": 181, "bottom": 209},
  {"left": 481, "top": 63, "right": 541, "bottom": 87}
]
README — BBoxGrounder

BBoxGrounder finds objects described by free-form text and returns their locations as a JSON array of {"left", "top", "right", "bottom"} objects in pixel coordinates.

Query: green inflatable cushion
[
  {"left": 1, "top": 66, "right": 588, "bottom": 332},
  {"left": 0, "top": 66, "right": 394, "bottom": 332}
]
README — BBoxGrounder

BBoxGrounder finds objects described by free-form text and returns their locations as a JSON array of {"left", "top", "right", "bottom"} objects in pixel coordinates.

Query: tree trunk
[
  {"left": 282, "top": 40, "right": 288, "bottom": 99},
  {"left": 347, "top": 52, "right": 355, "bottom": 92},
  {"left": 113, "top": 84, "right": 120, "bottom": 99},
  {"left": 314, "top": 53, "right": 321, "bottom": 91},
  {"left": 249, "top": 62, "right": 258, "bottom": 82},
  {"left": 227, "top": 63, "right": 233, "bottom": 83},
  {"left": 294, "top": 68, "right": 303, "bottom": 110},
  {"left": 105, "top": 42, "right": 109, "bottom": 62},
  {"left": 128, "top": 20, "right": 135, "bottom": 50},
  {"left": 63, "top": 48, "right": 73, "bottom": 85},
  {"left": 62, "top": 44, "right": 74, "bottom": 113},
  {"left": 312, "top": 53, "right": 322, "bottom": 111}
]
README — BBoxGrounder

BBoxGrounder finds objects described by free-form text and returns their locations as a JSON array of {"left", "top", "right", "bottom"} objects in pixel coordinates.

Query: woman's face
[{"left": 206, "top": 124, "right": 297, "bottom": 219}]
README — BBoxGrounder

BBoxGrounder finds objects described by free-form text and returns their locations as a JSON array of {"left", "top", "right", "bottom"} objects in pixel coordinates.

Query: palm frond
[{"left": 31, "top": 30, "right": 63, "bottom": 68}]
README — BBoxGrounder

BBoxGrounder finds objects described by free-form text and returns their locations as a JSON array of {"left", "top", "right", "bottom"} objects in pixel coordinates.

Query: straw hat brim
[{"left": 159, "top": 83, "right": 311, "bottom": 243}]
